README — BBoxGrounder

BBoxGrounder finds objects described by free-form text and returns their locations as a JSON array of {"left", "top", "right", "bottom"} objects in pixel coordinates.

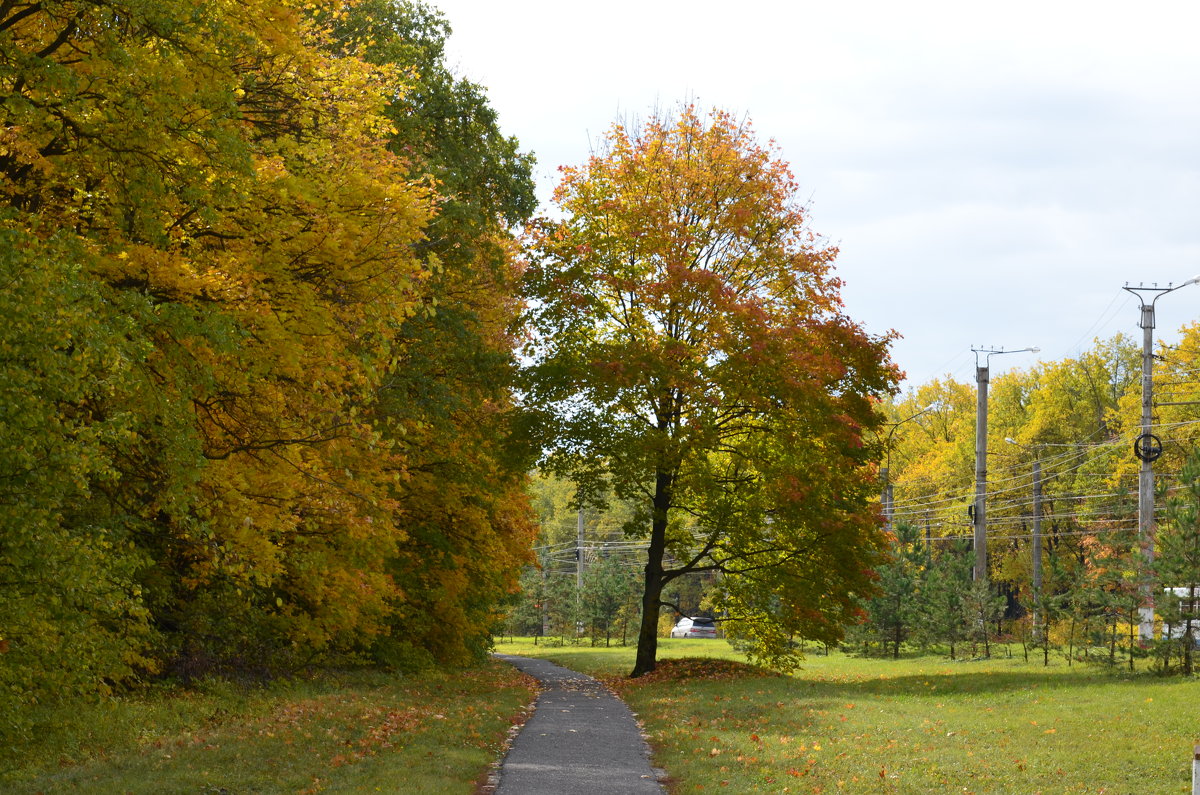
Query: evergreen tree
[
  {"left": 863, "top": 523, "right": 925, "bottom": 658},
  {"left": 1158, "top": 450, "right": 1200, "bottom": 675},
  {"left": 915, "top": 541, "right": 973, "bottom": 659}
]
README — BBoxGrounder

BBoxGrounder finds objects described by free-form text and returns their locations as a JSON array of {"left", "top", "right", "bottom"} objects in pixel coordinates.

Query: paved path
[{"left": 494, "top": 655, "right": 665, "bottom": 794}]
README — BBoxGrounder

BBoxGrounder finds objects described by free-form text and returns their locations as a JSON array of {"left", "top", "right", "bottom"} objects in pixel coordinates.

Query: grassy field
[
  {"left": 494, "top": 638, "right": 1200, "bottom": 794},
  {"left": 3, "top": 660, "right": 537, "bottom": 794}
]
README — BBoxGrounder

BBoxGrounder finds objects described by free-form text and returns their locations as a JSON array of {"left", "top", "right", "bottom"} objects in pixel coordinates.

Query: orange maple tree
[{"left": 522, "top": 106, "right": 899, "bottom": 675}]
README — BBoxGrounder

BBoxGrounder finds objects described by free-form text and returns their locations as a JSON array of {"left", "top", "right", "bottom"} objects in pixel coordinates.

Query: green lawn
[
  {"left": 3, "top": 660, "right": 536, "bottom": 794},
  {"left": 495, "top": 638, "right": 1200, "bottom": 793}
]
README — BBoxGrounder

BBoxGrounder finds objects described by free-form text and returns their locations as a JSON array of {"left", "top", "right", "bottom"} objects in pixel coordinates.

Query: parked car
[{"left": 670, "top": 616, "right": 718, "bottom": 639}]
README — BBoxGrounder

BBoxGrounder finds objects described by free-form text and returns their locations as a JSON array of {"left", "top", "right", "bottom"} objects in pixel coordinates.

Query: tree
[
  {"left": 329, "top": 0, "right": 540, "bottom": 668},
  {"left": 0, "top": 0, "right": 436, "bottom": 688},
  {"left": 963, "top": 579, "right": 1006, "bottom": 658},
  {"left": 522, "top": 106, "right": 899, "bottom": 676},
  {"left": 0, "top": 0, "right": 538, "bottom": 706},
  {"left": 580, "top": 554, "right": 640, "bottom": 646},
  {"left": 1158, "top": 449, "right": 1200, "bottom": 675},
  {"left": 915, "top": 541, "right": 973, "bottom": 659},
  {"left": 863, "top": 522, "right": 925, "bottom": 658}
]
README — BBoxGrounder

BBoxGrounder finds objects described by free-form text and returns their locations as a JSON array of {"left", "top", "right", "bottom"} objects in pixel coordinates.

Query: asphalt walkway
[{"left": 494, "top": 655, "right": 665, "bottom": 794}]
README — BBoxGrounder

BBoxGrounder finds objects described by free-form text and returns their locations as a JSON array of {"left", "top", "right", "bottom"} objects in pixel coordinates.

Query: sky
[{"left": 427, "top": 0, "right": 1200, "bottom": 389}]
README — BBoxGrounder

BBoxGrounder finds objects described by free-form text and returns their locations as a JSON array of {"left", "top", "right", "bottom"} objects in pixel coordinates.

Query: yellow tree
[
  {"left": 0, "top": 0, "right": 435, "bottom": 687},
  {"left": 327, "top": 0, "right": 540, "bottom": 667}
]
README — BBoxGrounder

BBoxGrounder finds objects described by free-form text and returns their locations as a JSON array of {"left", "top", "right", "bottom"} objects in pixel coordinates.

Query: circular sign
[{"left": 1134, "top": 433, "right": 1163, "bottom": 463}]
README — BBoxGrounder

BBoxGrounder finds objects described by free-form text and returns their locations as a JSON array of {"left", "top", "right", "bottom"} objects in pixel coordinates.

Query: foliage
[
  {"left": 0, "top": 228, "right": 159, "bottom": 720},
  {"left": 327, "top": 0, "right": 539, "bottom": 669},
  {"left": 913, "top": 542, "right": 974, "bottom": 658},
  {"left": 0, "top": 0, "right": 536, "bottom": 720},
  {"left": 522, "top": 104, "right": 899, "bottom": 676},
  {"left": 874, "top": 329, "right": 1200, "bottom": 667},
  {"left": 580, "top": 552, "right": 642, "bottom": 646},
  {"left": 1157, "top": 448, "right": 1200, "bottom": 674},
  {"left": 860, "top": 522, "right": 926, "bottom": 658}
]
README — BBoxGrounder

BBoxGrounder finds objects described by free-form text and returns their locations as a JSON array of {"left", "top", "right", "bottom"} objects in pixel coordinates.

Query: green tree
[
  {"left": 580, "top": 554, "right": 641, "bottom": 647},
  {"left": 863, "top": 523, "right": 925, "bottom": 658},
  {"left": 1158, "top": 449, "right": 1200, "bottom": 675},
  {"left": 963, "top": 580, "right": 1006, "bottom": 658},
  {"left": 504, "top": 567, "right": 547, "bottom": 641},
  {"left": 522, "top": 105, "right": 898, "bottom": 676},
  {"left": 914, "top": 542, "right": 973, "bottom": 659},
  {"left": 0, "top": 230, "right": 158, "bottom": 720}
]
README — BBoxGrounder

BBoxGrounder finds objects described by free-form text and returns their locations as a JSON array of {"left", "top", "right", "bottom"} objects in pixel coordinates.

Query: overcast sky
[{"left": 429, "top": 0, "right": 1200, "bottom": 389}]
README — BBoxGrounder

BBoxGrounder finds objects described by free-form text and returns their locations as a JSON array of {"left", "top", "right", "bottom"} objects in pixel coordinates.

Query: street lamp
[
  {"left": 1005, "top": 437, "right": 1044, "bottom": 640},
  {"left": 971, "top": 346, "right": 1039, "bottom": 581},
  {"left": 1123, "top": 275, "right": 1200, "bottom": 640},
  {"left": 880, "top": 402, "right": 937, "bottom": 532}
]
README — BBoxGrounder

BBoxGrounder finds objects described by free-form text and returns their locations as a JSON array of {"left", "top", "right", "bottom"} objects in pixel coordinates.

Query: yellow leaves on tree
[{"left": 0, "top": 0, "right": 535, "bottom": 698}]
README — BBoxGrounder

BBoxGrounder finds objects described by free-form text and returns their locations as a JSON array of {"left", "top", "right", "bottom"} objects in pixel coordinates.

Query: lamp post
[
  {"left": 1123, "top": 276, "right": 1200, "bottom": 641},
  {"left": 1005, "top": 437, "right": 1044, "bottom": 640},
  {"left": 880, "top": 402, "right": 937, "bottom": 533},
  {"left": 972, "top": 347, "right": 1039, "bottom": 582}
]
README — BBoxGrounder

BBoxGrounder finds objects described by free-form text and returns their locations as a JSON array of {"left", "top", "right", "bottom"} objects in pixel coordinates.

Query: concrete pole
[
  {"left": 1192, "top": 744, "right": 1200, "bottom": 795},
  {"left": 886, "top": 483, "right": 894, "bottom": 531},
  {"left": 1032, "top": 458, "right": 1043, "bottom": 638},
  {"left": 925, "top": 512, "right": 932, "bottom": 566},
  {"left": 974, "top": 363, "right": 990, "bottom": 581},
  {"left": 1122, "top": 278, "right": 1200, "bottom": 637},
  {"left": 880, "top": 466, "right": 890, "bottom": 532},
  {"left": 1138, "top": 301, "right": 1155, "bottom": 641},
  {"left": 577, "top": 508, "right": 585, "bottom": 592}
]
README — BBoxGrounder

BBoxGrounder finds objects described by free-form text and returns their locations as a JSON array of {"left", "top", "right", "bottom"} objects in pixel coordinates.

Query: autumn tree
[
  {"left": 0, "top": 0, "right": 537, "bottom": 709},
  {"left": 522, "top": 106, "right": 899, "bottom": 676},
  {"left": 328, "top": 0, "right": 539, "bottom": 668}
]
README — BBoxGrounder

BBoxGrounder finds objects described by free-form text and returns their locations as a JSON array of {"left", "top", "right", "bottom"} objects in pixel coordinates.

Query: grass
[
  {"left": 3, "top": 660, "right": 537, "bottom": 794},
  {"left": 495, "top": 638, "right": 1200, "bottom": 793}
]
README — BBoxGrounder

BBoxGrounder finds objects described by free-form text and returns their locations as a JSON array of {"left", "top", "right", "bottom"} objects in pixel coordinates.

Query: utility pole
[
  {"left": 1123, "top": 277, "right": 1200, "bottom": 641},
  {"left": 576, "top": 508, "right": 585, "bottom": 592},
  {"left": 879, "top": 465, "right": 890, "bottom": 531},
  {"left": 973, "top": 359, "right": 989, "bottom": 582},
  {"left": 972, "top": 347, "right": 1038, "bottom": 582},
  {"left": 924, "top": 511, "right": 932, "bottom": 566},
  {"left": 1032, "top": 457, "right": 1042, "bottom": 638}
]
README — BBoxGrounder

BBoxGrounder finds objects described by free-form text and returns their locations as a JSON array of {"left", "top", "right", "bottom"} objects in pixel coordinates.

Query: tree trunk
[
  {"left": 1108, "top": 614, "right": 1117, "bottom": 666},
  {"left": 1127, "top": 608, "right": 1136, "bottom": 673},
  {"left": 1067, "top": 614, "right": 1075, "bottom": 666},
  {"left": 631, "top": 468, "right": 673, "bottom": 678},
  {"left": 1186, "top": 587, "right": 1196, "bottom": 677},
  {"left": 1180, "top": 624, "right": 1190, "bottom": 677}
]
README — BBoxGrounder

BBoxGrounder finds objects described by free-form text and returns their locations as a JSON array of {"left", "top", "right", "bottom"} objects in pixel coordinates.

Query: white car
[{"left": 670, "top": 616, "right": 718, "bottom": 639}]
